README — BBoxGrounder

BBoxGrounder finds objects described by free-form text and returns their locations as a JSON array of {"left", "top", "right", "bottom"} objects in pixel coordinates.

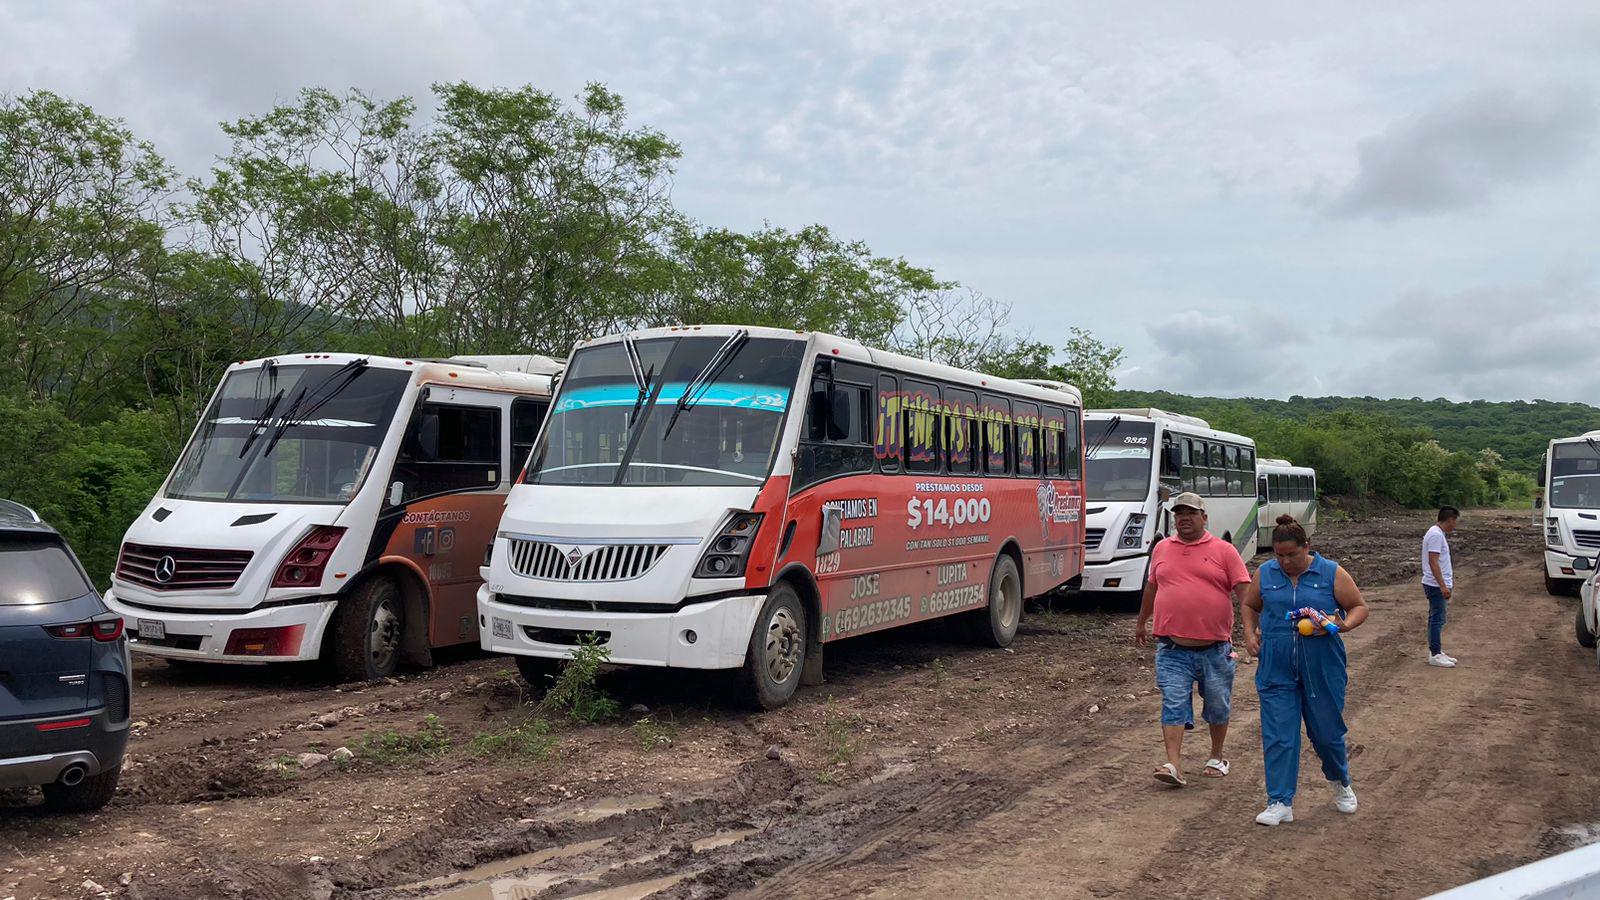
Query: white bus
[
  {"left": 1080, "top": 409, "right": 1258, "bottom": 593},
  {"left": 1255, "top": 458, "right": 1318, "bottom": 550},
  {"left": 103, "top": 353, "right": 561, "bottom": 680},
  {"left": 1539, "top": 432, "right": 1600, "bottom": 595},
  {"left": 478, "top": 325, "right": 1088, "bottom": 708}
]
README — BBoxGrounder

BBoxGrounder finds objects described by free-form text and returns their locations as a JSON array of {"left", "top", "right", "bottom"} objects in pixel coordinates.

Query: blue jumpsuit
[{"left": 1257, "top": 553, "right": 1350, "bottom": 806}]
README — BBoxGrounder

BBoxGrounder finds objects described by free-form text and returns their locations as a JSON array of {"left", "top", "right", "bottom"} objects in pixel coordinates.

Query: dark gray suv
[{"left": 0, "top": 500, "right": 131, "bottom": 811}]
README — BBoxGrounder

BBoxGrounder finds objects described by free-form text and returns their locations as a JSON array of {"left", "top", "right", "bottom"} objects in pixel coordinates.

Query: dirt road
[{"left": 3, "top": 508, "right": 1597, "bottom": 900}]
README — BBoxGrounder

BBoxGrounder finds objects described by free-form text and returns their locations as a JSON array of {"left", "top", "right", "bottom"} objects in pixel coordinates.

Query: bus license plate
[
  {"left": 491, "top": 617, "right": 513, "bottom": 640},
  {"left": 138, "top": 619, "right": 166, "bottom": 641}
]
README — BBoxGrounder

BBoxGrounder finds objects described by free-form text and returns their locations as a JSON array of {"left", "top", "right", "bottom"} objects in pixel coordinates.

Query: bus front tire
[
  {"left": 736, "top": 583, "right": 808, "bottom": 710},
  {"left": 1548, "top": 573, "right": 1581, "bottom": 597},
  {"left": 331, "top": 577, "right": 404, "bottom": 682},
  {"left": 514, "top": 654, "right": 565, "bottom": 691},
  {"left": 1577, "top": 604, "right": 1597, "bottom": 649},
  {"left": 968, "top": 554, "right": 1022, "bottom": 648}
]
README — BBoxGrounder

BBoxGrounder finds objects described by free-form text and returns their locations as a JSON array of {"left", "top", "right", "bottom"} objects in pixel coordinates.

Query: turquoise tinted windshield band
[{"left": 554, "top": 382, "right": 790, "bottom": 413}]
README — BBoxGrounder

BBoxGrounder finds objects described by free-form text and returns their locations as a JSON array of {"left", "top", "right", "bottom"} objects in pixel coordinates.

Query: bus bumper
[
  {"left": 1082, "top": 555, "right": 1149, "bottom": 593},
  {"left": 1546, "top": 549, "right": 1591, "bottom": 581},
  {"left": 477, "top": 586, "right": 764, "bottom": 670},
  {"left": 103, "top": 587, "right": 336, "bottom": 663}
]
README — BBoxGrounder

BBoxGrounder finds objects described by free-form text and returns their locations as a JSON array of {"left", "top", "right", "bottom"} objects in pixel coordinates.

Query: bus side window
[
  {"left": 1014, "top": 400, "right": 1040, "bottom": 477},
  {"left": 511, "top": 397, "right": 550, "bottom": 476},
  {"left": 795, "top": 379, "right": 873, "bottom": 491},
  {"left": 1206, "top": 442, "right": 1224, "bottom": 495},
  {"left": 1181, "top": 438, "right": 1197, "bottom": 493},
  {"left": 1257, "top": 475, "right": 1268, "bottom": 502},
  {"left": 947, "top": 388, "right": 979, "bottom": 475},
  {"left": 904, "top": 379, "right": 942, "bottom": 474},
  {"left": 981, "top": 394, "right": 1011, "bottom": 475},
  {"left": 392, "top": 403, "right": 502, "bottom": 505},
  {"left": 875, "top": 373, "right": 902, "bottom": 473},
  {"left": 1224, "top": 446, "right": 1240, "bottom": 496}
]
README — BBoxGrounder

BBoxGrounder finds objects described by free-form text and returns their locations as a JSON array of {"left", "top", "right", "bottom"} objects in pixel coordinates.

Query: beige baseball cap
[{"left": 1170, "top": 492, "right": 1206, "bottom": 512}]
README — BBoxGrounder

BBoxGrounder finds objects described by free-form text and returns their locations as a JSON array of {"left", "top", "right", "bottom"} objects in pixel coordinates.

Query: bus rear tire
[
  {"left": 736, "top": 582, "right": 808, "bottom": 710},
  {"left": 968, "top": 554, "right": 1022, "bottom": 648},
  {"left": 331, "top": 577, "right": 404, "bottom": 682},
  {"left": 1577, "top": 605, "right": 1597, "bottom": 649}
]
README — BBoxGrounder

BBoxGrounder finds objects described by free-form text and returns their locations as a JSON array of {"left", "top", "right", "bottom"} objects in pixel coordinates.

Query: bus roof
[
  {"left": 1552, "top": 431, "right": 1600, "bottom": 443},
  {"left": 1091, "top": 407, "right": 1211, "bottom": 429},
  {"left": 1258, "top": 458, "right": 1315, "bottom": 475},
  {"left": 226, "top": 353, "right": 561, "bottom": 395},
  {"left": 573, "top": 325, "right": 1085, "bottom": 408},
  {"left": 1085, "top": 408, "right": 1253, "bottom": 446}
]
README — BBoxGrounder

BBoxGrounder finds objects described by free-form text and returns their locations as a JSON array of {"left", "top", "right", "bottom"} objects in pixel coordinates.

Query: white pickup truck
[{"left": 1575, "top": 555, "right": 1598, "bottom": 669}]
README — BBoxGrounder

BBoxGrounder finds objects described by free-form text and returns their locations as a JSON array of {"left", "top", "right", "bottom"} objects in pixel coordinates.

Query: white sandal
[
  {"left": 1154, "top": 762, "right": 1187, "bottom": 786},
  {"left": 1202, "top": 758, "right": 1230, "bottom": 778}
]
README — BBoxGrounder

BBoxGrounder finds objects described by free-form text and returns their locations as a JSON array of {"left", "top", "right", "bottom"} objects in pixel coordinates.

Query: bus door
[{"left": 384, "top": 389, "right": 530, "bottom": 646}]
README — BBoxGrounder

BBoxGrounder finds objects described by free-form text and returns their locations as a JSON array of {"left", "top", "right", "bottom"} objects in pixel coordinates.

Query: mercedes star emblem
[{"left": 155, "top": 555, "right": 177, "bottom": 583}]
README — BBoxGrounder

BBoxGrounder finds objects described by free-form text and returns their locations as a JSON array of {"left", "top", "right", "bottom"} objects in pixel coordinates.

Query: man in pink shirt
[{"left": 1135, "top": 492, "right": 1251, "bottom": 786}]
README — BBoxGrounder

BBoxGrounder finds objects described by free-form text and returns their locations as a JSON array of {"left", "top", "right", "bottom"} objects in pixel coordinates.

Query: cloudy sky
[{"left": 5, "top": 0, "right": 1599, "bottom": 402}]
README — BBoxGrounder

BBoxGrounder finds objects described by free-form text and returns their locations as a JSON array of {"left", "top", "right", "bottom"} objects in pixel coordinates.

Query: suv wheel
[{"left": 40, "top": 766, "right": 120, "bottom": 813}]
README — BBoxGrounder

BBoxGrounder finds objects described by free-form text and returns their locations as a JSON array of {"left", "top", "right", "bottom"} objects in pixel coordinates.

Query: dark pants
[{"left": 1423, "top": 584, "right": 1448, "bottom": 655}]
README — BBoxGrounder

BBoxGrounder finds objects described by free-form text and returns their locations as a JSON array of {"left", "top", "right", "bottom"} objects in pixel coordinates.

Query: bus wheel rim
[
  {"left": 995, "top": 570, "right": 1020, "bottom": 630},
  {"left": 765, "top": 607, "right": 803, "bottom": 684},
  {"left": 370, "top": 599, "right": 400, "bottom": 671}
]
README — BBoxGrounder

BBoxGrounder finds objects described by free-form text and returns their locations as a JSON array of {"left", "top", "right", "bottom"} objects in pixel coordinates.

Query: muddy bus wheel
[
  {"left": 332, "top": 577, "right": 403, "bottom": 682},
  {"left": 1546, "top": 573, "right": 1565, "bottom": 596},
  {"left": 1578, "top": 604, "right": 1597, "bottom": 649},
  {"left": 515, "top": 655, "right": 565, "bottom": 691},
  {"left": 737, "top": 583, "right": 808, "bottom": 710},
  {"left": 969, "top": 554, "right": 1022, "bottom": 648}
]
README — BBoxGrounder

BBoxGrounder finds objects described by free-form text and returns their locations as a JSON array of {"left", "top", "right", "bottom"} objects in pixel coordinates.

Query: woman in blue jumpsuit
[{"left": 1243, "top": 515, "right": 1369, "bottom": 826}]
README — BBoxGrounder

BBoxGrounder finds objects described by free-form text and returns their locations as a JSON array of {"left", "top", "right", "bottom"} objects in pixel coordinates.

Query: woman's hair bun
[{"left": 1275, "top": 514, "right": 1298, "bottom": 526}]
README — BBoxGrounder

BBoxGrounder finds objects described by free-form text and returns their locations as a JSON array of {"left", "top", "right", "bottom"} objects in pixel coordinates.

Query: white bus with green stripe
[
  {"left": 1081, "top": 409, "right": 1259, "bottom": 593},
  {"left": 1255, "top": 458, "right": 1318, "bottom": 550}
]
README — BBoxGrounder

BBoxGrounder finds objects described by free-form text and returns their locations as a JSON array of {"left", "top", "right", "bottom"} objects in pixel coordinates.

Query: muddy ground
[{"left": 3, "top": 507, "right": 1598, "bottom": 900}]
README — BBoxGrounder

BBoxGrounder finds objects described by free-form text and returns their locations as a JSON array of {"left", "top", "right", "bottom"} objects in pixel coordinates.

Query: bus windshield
[
  {"left": 1550, "top": 441, "right": 1600, "bottom": 510},
  {"left": 166, "top": 363, "right": 411, "bottom": 504},
  {"left": 1085, "top": 419, "right": 1155, "bottom": 502},
  {"left": 527, "top": 335, "right": 805, "bottom": 487}
]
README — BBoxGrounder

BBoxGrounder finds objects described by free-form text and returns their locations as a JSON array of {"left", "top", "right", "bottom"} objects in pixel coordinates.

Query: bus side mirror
[
  {"left": 817, "top": 505, "right": 844, "bottom": 555},
  {"left": 389, "top": 481, "right": 405, "bottom": 507},
  {"left": 1534, "top": 497, "right": 1544, "bottom": 510}
]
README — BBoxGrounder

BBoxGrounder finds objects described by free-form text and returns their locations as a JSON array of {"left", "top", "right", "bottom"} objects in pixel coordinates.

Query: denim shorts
[{"left": 1155, "top": 640, "right": 1236, "bottom": 728}]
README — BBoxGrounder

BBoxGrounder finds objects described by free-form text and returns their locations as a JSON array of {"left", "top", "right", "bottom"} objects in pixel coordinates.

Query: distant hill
[{"left": 1100, "top": 391, "right": 1600, "bottom": 476}]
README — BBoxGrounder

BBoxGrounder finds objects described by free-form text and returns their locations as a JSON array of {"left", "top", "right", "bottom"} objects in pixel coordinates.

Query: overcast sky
[{"left": 5, "top": 0, "right": 1599, "bottom": 403}]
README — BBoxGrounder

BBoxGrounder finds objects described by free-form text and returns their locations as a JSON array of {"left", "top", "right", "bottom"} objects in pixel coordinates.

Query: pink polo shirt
[{"left": 1149, "top": 531, "right": 1250, "bottom": 642}]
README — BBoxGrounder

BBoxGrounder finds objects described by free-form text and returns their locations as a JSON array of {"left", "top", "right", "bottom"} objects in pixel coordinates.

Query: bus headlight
[
  {"left": 695, "top": 512, "right": 764, "bottom": 579},
  {"left": 1119, "top": 514, "right": 1148, "bottom": 550},
  {"left": 1547, "top": 517, "right": 1562, "bottom": 548}
]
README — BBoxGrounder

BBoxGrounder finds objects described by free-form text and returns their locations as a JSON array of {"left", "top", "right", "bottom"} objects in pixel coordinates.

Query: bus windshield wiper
[
  {"left": 236, "top": 388, "right": 287, "bottom": 459},
  {"left": 659, "top": 329, "right": 748, "bottom": 442},
  {"left": 1085, "top": 415, "right": 1122, "bottom": 460},
  {"left": 260, "top": 359, "right": 369, "bottom": 458}
]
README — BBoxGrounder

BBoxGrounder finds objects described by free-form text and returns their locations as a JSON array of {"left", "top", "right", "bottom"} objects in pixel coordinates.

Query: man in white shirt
[{"left": 1422, "top": 507, "right": 1460, "bottom": 667}]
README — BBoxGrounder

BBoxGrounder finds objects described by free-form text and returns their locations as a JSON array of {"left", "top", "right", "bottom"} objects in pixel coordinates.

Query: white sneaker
[
  {"left": 1427, "top": 653, "right": 1456, "bottom": 668},
  {"left": 1442, "top": 653, "right": 1458, "bottom": 664},
  {"left": 1255, "top": 802, "right": 1295, "bottom": 826},
  {"left": 1335, "top": 784, "right": 1358, "bottom": 813}
]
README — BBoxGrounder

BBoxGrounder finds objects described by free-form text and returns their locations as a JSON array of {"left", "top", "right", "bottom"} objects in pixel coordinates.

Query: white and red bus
[{"left": 478, "top": 326, "right": 1086, "bottom": 708}]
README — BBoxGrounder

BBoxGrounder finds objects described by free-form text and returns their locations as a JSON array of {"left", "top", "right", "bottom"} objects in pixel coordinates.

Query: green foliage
[
  {"left": 470, "top": 718, "right": 558, "bottom": 759},
  {"left": 822, "top": 701, "right": 863, "bottom": 766},
  {"left": 541, "top": 634, "right": 619, "bottom": 725},
  {"left": 358, "top": 714, "right": 452, "bottom": 763}
]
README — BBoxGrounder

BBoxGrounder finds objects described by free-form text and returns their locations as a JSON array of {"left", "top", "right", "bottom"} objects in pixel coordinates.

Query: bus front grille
[
  {"left": 1085, "top": 528, "right": 1106, "bottom": 551},
  {"left": 506, "top": 540, "right": 671, "bottom": 582},
  {"left": 1574, "top": 529, "right": 1600, "bottom": 550},
  {"left": 116, "top": 542, "right": 253, "bottom": 592}
]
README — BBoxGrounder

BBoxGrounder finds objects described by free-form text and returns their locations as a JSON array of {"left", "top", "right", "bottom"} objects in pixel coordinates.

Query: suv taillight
[
  {"left": 271, "top": 526, "right": 346, "bottom": 588},
  {"left": 45, "top": 618, "right": 124, "bottom": 642},
  {"left": 695, "top": 512, "right": 763, "bottom": 578}
]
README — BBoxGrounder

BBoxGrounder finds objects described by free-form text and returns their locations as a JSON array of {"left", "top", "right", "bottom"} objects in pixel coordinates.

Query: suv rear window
[{"left": 0, "top": 539, "right": 91, "bottom": 605}]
